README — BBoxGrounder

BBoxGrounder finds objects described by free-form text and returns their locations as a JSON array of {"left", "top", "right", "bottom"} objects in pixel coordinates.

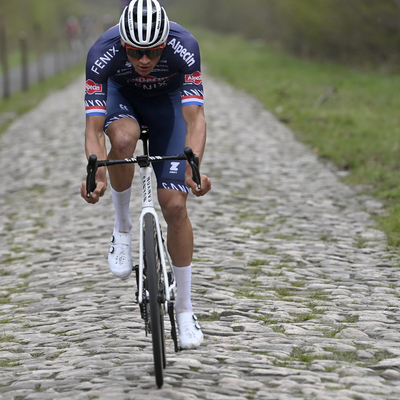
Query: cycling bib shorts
[{"left": 104, "top": 81, "right": 189, "bottom": 193}]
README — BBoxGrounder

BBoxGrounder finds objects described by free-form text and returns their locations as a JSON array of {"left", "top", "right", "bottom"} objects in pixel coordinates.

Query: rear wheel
[{"left": 143, "top": 213, "right": 166, "bottom": 388}]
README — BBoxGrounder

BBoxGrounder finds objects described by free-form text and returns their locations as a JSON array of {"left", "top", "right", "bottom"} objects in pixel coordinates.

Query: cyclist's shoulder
[
  {"left": 169, "top": 22, "right": 192, "bottom": 37},
  {"left": 87, "top": 25, "right": 123, "bottom": 61},
  {"left": 86, "top": 25, "right": 126, "bottom": 79},
  {"left": 164, "top": 22, "right": 200, "bottom": 70},
  {"left": 167, "top": 22, "right": 199, "bottom": 49}
]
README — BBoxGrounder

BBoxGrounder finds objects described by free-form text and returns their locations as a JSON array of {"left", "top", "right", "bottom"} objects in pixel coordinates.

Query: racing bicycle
[{"left": 85, "top": 127, "right": 201, "bottom": 389}]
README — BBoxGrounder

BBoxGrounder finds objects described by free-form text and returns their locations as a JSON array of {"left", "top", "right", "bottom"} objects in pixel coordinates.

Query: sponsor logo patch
[
  {"left": 170, "top": 162, "right": 180, "bottom": 173},
  {"left": 185, "top": 71, "right": 202, "bottom": 85},
  {"left": 86, "top": 79, "right": 102, "bottom": 95}
]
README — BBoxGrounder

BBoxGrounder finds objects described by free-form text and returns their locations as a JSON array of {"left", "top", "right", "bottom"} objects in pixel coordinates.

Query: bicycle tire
[{"left": 143, "top": 213, "right": 166, "bottom": 388}]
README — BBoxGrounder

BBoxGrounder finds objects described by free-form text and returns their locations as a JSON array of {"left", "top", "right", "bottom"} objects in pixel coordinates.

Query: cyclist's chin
[
  {"left": 132, "top": 57, "right": 160, "bottom": 76},
  {"left": 135, "top": 65, "right": 155, "bottom": 76}
]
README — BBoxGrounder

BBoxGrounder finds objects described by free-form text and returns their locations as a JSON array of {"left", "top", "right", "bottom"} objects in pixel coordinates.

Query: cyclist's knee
[
  {"left": 108, "top": 118, "right": 140, "bottom": 156},
  {"left": 159, "top": 191, "right": 188, "bottom": 224}
]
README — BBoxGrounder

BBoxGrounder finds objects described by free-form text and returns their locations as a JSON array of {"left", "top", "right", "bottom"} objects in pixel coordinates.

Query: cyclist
[{"left": 80, "top": 0, "right": 211, "bottom": 349}]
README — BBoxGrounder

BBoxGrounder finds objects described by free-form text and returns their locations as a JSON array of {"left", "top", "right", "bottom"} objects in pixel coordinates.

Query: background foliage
[
  {"left": 167, "top": 0, "right": 400, "bottom": 71},
  {"left": 0, "top": 0, "right": 120, "bottom": 50}
]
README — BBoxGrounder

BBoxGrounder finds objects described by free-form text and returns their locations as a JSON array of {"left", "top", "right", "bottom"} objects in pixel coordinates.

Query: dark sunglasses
[{"left": 125, "top": 44, "right": 165, "bottom": 60}]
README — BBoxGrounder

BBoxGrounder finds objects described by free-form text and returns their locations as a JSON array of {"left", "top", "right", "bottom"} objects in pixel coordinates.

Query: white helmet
[{"left": 119, "top": 0, "right": 170, "bottom": 49}]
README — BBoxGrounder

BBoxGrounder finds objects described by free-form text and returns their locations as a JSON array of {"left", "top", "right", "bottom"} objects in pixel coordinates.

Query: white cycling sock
[
  {"left": 173, "top": 264, "right": 193, "bottom": 315},
  {"left": 111, "top": 186, "right": 132, "bottom": 234}
]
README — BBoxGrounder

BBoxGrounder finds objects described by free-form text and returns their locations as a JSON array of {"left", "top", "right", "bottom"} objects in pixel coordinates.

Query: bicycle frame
[
  {"left": 86, "top": 132, "right": 199, "bottom": 322},
  {"left": 85, "top": 129, "right": 201, "bottom": 387},
  {"left": 86, "top": 141, "right": 199, "bottom": 313},
  {"left": 137, "top": 161, "right": 174, "bottom": 311}
]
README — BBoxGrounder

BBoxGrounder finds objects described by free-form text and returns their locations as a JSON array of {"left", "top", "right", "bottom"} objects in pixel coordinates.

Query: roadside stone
[
  {"left": 376, "top": 357, "right": 400, "bottom": 368},
  {"left": 336, "top": 328, "right": 370, "bottom": 340},
  {"left": 381, "top": 369, "right": 400, "bottom": 380},
  {"left": 356, "top": 350, "right": 374, "bottom": 359}
]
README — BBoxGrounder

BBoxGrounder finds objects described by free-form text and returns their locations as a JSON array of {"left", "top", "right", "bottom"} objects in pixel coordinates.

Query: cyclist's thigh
[
  {"left": 138, "top": 91, "right": 188, "bottom": 194},
  {"left": 104, "top": 81, "right": 141, "bottom": 136}
]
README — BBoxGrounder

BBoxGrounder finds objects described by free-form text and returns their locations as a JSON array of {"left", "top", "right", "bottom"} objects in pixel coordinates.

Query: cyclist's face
[
  {"left": 122, "top": 40, "right": 162, "bottom": 76},
  {"left": 130, "top": 53, "right": 160, "bottom": 76}
]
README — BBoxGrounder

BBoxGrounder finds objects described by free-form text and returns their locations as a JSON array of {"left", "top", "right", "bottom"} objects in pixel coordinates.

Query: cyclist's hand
[
  {"left": 80, "top": 180, "right": 107, "bottom": 204},
  {"left": 186, "top": 174, "right": 211, "bottom": 197}
]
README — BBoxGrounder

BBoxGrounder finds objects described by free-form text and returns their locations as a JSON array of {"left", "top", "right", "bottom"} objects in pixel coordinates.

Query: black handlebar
[
  {"left": 86, "top": 148, "right": 201, "bottom": 198},
  {"left": 86, "top": 154, "right": 98, "bottom": 197},
  {"left": 184, "top": 147, "right": 201, "bottom": 190}
]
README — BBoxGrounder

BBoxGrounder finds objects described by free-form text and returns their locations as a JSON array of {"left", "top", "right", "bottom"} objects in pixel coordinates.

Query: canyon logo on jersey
[
  {"left": 86, "top": 80, "right": 103, "bottom": 95},
  {"left": 185, "top": 71, "right": 202, "bottom": 85}
]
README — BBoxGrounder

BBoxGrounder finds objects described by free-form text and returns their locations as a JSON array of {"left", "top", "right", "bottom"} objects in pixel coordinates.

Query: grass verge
[
  {"left": 194, "top": 29, "right": 400, "bottom": 247},
  {"left": 0, "top": 61, "right": 85, "bottom": 137}
]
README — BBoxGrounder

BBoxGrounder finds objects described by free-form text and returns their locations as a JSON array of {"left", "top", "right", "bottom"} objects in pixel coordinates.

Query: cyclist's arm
[
  {"left": 183, "top": 104, "right": 206, "bottom": 162},
  {"left": 81, "top": 115, "right": 108, "bottom": 203},
  {"left": 182, "top": 104, "right": 211, "bottom": 196}
]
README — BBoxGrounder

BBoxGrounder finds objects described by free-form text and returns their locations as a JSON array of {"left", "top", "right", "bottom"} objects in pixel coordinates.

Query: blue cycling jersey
[{"left": 85, "top": 22, "right": 204, "bottom": 117}]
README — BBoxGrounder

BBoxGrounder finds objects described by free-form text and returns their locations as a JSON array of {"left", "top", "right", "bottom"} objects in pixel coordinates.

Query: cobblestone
[{"left": 1, "top": 76, "right": 400, "bottom": 399}]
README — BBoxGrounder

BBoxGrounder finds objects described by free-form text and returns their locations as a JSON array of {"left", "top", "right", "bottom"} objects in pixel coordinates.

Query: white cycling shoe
[
  {"left": 176, "top": 312, "right": 204, "bottom": 350},
  {"left": 108, "top": 231, "right": 133, "bottom": 280}
]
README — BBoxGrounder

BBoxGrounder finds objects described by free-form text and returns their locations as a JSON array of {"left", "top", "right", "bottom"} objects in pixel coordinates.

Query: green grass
[
  {"left": 0, "top": 359, "right": 21, "bottom": 367},
  {"left": 198, "top": 311, "right": 220, "bottom": 321},
  {"left": 0, "top": 61, "right": 85, "bottom": 137},
  {"left": 0, "top": 332, "right": 16, "bottom": 342},
  {"left": 195, "top": 29, "right": 400, "bottom": 247},
  {"left": 271, "top": 345, "right": 395, "bottom": 369}
]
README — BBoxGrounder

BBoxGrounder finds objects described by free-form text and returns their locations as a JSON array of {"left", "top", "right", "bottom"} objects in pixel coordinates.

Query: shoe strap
[
  {"left": 177, "top": 312, "right": 200, "bottom": 327},
  {"left": 111, "top": 231, "right": 132, "bottom": 246}
]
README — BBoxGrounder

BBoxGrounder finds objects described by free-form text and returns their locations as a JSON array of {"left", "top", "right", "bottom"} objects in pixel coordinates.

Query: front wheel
[{"left": 143, "top": 213, "right": 166, "bottom": 388}]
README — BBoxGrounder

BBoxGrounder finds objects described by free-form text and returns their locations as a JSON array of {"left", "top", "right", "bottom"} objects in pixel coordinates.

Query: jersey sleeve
[
  {"left": 84, "top": 41, "right": 109, "bottom": 117},
  {"left": 177, "top": 35, "right": 204, "bottom": 107}
]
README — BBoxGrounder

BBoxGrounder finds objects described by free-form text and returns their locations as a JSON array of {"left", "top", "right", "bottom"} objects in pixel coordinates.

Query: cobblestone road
[{"left": 1, "top": 76, "right": 400, "bottom": 400}]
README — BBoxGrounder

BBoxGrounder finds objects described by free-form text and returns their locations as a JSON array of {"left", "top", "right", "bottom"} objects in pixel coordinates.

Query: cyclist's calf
[{"left": 159, "top": 189, "right": 193, "bottom": 267}]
